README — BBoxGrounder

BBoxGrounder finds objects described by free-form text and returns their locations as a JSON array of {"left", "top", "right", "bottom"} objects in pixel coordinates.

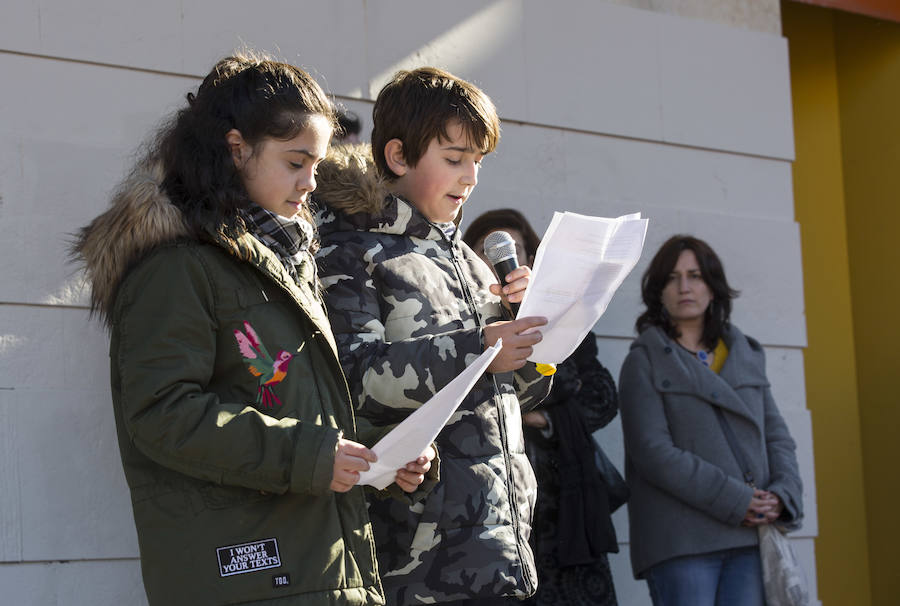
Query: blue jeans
[{"left": 645, "top": 546, "right": 764, "bottom": 606}]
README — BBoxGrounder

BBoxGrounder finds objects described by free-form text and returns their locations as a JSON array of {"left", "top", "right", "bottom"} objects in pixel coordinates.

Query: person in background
[
  {"left": 618, "top": 234, "right": 803, "bottom": 606},
  {"left": 335, "top": 107, "right": 362, "bottom": 143},
  {"left": 72, "top": 52, "right": 434, "bottom": 606},
  {"left": 464, "top": 208, "right": 620, "bottom": 606}
]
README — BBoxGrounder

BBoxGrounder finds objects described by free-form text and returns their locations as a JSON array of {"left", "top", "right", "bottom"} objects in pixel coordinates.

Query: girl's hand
[
  {"left": 484, "top": 316, "right": 547, "bottom": 373},
  {"left": 394, "top": 446, "right": 436, "bottom": 493},
  {"left": 489, "top": 265, "right": 532, "bottom": 308},
  {"left": 331, "top": 438, "right": 377, "bottom": 493}
]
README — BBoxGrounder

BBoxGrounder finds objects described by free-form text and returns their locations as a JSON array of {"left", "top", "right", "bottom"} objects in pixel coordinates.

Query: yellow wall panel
[
  {"left": 782, "top": 3, "right": 872, "bottom": 604},
  {"left": 833, "top": 11, "right": 900, "bottom": 606}
]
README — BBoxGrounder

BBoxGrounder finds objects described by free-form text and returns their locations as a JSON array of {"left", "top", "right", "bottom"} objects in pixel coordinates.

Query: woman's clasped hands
[{"left": 742, "top": 488, "right": 784, "bottom": 527}]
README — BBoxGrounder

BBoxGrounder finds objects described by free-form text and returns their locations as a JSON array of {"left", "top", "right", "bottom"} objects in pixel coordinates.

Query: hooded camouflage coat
[{"left": 314, "top": 144, "right": 552, "bottom": 604}]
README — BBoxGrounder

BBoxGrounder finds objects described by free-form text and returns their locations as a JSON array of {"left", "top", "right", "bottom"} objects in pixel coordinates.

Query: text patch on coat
[{"left": 217, "top": 538, "right": 282, "bottom": 577}]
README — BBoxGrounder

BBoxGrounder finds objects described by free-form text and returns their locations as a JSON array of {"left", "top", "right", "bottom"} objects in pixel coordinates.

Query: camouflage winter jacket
[{"left": 314, "top": 144, "right": 552, "bottom": 604}]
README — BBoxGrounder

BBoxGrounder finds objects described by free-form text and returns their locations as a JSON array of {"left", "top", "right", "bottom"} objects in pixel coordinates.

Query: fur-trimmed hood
[
  {"left": 313, "top": 143, "right": 389, "bottom": 217},
  {"left": 313, "top": 143, "right": 459, "bottom": 241},
  {"left": 72, "top": 156, "right": 190, "bottom": 324}
]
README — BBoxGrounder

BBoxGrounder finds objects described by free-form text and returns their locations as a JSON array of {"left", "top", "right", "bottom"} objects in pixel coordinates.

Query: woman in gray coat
[{"left": 618, "top": 235, "right": 803, "bottom": 606}]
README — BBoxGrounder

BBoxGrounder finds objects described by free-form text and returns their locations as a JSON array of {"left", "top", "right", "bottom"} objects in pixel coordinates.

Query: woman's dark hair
[
  {"left": 636, "top": 235, "right": 739, "bottom": 349},
  {"left": 154, "top": 52, "right": 336, "bottom": 237},
  {"left": 461, "top": 208, "right": 541, "bottom": 261},
  {"left": 335, "top": 108, "right": 361, "bottom": 140}
]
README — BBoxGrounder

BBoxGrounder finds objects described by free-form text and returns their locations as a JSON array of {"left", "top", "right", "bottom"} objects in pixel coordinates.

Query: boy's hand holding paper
[{"left": 357, "top": 340, "right": 503, "bottom": 490}]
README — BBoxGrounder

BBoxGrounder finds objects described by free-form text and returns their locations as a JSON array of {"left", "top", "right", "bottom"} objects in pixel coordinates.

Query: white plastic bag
[{"left": 758, "top": 524, "right": 810, "bottom": 606}]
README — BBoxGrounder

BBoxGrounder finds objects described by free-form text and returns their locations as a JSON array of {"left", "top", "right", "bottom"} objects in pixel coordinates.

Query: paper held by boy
[
  {"left": 518, "top": 211, "right": 649, "bottom": 364},
  {"left": 356, "top": 339, "right": 503, "bottom": 490}
]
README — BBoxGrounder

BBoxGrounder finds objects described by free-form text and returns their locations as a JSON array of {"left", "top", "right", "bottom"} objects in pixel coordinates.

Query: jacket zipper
[{"left": 447, "top": 238, "right": 535, "bottom": 596}]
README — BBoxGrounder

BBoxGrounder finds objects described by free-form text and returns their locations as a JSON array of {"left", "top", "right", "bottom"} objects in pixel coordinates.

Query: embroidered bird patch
[{"left": 233, "top": 321, "right": 294, "bottom": 408}]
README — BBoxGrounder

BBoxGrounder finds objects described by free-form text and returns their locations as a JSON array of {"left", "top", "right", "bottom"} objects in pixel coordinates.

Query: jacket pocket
[
  {"left": 219, "top": 285, "right": 271, "bottom": 313},
  {"left": 408, "top": 482, "right": 447, "bottom": 555},
  {"left": 370, "top": 481, "right": 446, "bottom": 574}
]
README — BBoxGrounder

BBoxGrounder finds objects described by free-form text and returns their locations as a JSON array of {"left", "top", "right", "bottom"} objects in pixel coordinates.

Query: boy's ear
[
  {"left": 383, "top": 139, "right": 408, "bottom": 177},
  {"left": 225, "top": 129, "right": 248, "bottom": 168}
]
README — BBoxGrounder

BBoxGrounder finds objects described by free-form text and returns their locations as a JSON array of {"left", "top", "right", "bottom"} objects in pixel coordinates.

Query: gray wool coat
[{"left": 618, "top": 324, "right": 803, "bottom": 578}]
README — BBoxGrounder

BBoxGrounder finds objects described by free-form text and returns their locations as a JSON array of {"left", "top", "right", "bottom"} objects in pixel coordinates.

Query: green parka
[{"left": 74, "top": 158, "right": 403, "bottom": 605}]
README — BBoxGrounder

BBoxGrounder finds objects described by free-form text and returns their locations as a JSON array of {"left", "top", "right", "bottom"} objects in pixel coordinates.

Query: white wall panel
[
  {"left": 783, "top": 407, "right": 818, "bottom": 536},
  {"left": 0, "top": 0, "right": 41, "bottom": 51},
  {"left": 3, "top": 1, "right": 794, "bottom": 159},
  {"left": 0, "top": 54, "right": 191, "bottom": 146},
  {"left": 0, "top": 54, "right": 197, "bottom": 305},
  {"left": 181, "top": 0, "right": 369, "bottom": 97},
  {"left": 793, "top": 537, "right": 822, "bottom": 606},
  {"left": 364, "top": 0, "right": 529, "bottom": 115},
  {"left": 469, "top": 124, "right": 568, "bottom": 230},
  {"left": 17, "top": 385, "right": 138, "bottom": 561},
  {"left": 765, "top": 346, "right": 807, "bottom": 412},
  {"left": 0, "top": 137, "right": 121, "bottom": 305},
  {"left": 0, "top": 307, "right": 136, "bottom": 560},
  {"left": 0, "top": 560, "right": 147, "bottom": 606},
  {"left": 659, "top": 14, "right": 794, "bottom": 158},
  {"left": 29, "top": 0, "right": 183, "bottom": 73},
  {"left": 607, "top": 545, "right": 652, "bottom": 606},
  {"left": 473, "top": 122, "right": 795, "bottom": 231},
  {"left": 0, "top": 391, "right": 23, "bottom": 561},
  {"left": 521, "top": 2, "right": 663, "bottom": 140},
  {"left": 554, "top": 131, "right": 794, "bottom": 220},
  {"left": 0, "top": 306, "right": 108, "bottom": 392}
]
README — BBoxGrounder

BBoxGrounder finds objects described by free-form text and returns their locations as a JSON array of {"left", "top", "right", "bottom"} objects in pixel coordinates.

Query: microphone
[
  {"left": 483, "top": 231, "right": 520, "bottom": 316},
  {"left": 483, "top": 230, "right": 557, "bottom": 377}
]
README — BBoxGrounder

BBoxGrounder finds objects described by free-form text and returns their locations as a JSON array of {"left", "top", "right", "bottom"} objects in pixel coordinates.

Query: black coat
[{"left": 524, "top": 332, "right": 620, "bottom": 605}]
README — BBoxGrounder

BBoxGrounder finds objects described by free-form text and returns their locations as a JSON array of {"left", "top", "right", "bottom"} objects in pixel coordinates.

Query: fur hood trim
[
  {"left": 71, "top": 156, "right": 190, "bottom": 324},
  {"left": 313, "top": 143, "right": 390, "bottom": 216}
]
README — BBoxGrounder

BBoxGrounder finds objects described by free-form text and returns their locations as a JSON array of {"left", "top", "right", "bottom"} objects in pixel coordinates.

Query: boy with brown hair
[{"left": 314, "top": 67, "right": 552, "bottom": 605}]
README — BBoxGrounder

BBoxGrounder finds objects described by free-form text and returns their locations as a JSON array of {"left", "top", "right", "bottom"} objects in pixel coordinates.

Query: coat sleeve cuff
[
  {"left": 290, "top": 424, "right": 341, "bottom": 496},
  {"left": 767, "top": 483, "right": 803, "bottom": 531}
]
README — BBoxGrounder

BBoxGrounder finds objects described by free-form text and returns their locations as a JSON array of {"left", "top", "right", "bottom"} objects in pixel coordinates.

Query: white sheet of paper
[
  {"left": 517, "top": 212, "right": 648, "bottom": 364},
  {"left": 356, "top": 339, "right": 503, "bottom": 490}
]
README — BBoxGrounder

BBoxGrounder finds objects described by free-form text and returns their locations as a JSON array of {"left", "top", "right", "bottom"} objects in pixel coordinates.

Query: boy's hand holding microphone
[{"left": 482, "top": 231, "right": 553, "bottom": 374}]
